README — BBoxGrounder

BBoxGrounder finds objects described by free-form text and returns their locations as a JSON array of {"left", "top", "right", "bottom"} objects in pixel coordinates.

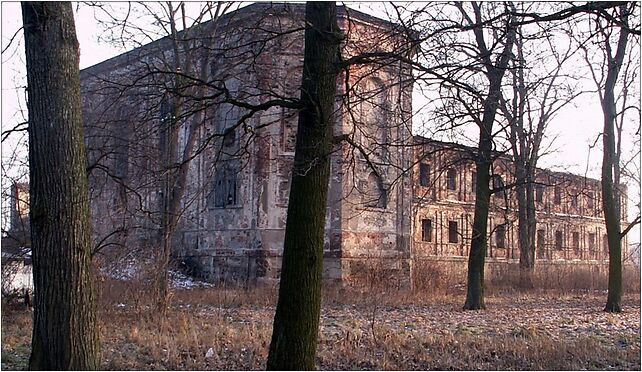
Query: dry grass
[{"left": 2, "top": 277, "right": 640, "bottom": 370}]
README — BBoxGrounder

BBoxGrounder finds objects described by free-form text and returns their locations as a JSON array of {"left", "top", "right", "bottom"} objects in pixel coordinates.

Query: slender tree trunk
[
  {"left": 516, "top": 161, "right": 536, "bottom": 288},
  {"left": 603, "top": 97, "right": 623, "bottom": 312},
  {"left": 22, "top": 2, "right": 100, "bottom": 369},
  {"left": 266, "top": 2, "right": 340, "bottom": 369},
  {"left": 155, "top": 28, "right": 211, "bottom": 311},
  {"left": 463, "top": 4, "right": 516, "bottom": 310}
]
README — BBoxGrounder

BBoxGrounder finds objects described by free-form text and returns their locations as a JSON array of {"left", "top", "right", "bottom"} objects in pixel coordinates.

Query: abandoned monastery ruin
[{"left": 78, "top": 3, "right": 630, "bottom": 286}]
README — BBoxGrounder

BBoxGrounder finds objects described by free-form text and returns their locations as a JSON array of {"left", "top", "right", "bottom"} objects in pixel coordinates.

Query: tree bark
[
  {"left": 601, "top": 5, "right": 630, "bottom": 312},
  {"left": 516, "top": 161, "right": 536, "bottom": 288},
  {"left": 266, "top": 2, "right": 340, "bottom": 369},
  {"left": 463, "top": 5, "right": 516, "bottom": 309},
  {"left": 22, "top": 2, "right": 100, "bottom": 369}
]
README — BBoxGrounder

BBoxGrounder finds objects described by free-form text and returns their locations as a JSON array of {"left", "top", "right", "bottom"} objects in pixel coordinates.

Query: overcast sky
[{"left": 1, "top": 1, "right": 639, "bottom": 237}]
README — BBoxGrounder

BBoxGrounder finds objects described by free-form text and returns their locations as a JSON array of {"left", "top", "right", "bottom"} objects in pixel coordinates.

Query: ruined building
[{"left": 80, "top": 3, "right": 629, "bottom": 286}]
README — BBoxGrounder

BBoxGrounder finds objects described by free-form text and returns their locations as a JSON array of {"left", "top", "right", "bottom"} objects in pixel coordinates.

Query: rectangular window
[
  {"left": 537, "top": 229, "right": 546, "bottom": 258},
  {"left": 571, "top": 194, "right": 578, "bottom": 207},
  {"left": 603, "top": 234, "right": 609, "bottom": 254},
  {"left": 587, "top": 192, "right": 594, "bottom": 209},
  {"left": 213, "top": 168, "right": 238, "bottom": 208},
  {"left": 448, "top": 221, "right": 458, "bottom": 243},
  {"left": 588, "top": 233, "right": 596, "bottom": 251},
  {"left": 493, "top": 175, "right": 504, "bottom": 189},
  {"left": 419, "top": 163, "right": 430, "bottom": 187},
  {"left": 493, "top": 175, "right": 504, "bottom": 198},
  {"left": 536, "top": 184, "right": 543, "bottom": 203},
  {"left": 572, "top": 232, "right": 580, "bottom": 253},
  {"left": 447, "top": 168, "right": 457, "bottom": 190},
  {"left": 555, "top": 230, "right": 563, "bottom": 250},
  {"left": 421, "top": 219, "right": 432, "bottom": 242},
  {"left": 554, "top": 186, "right": 561, "bottom": 204},
  {"left": 471, "top": 171, "right": 477, "bottom": 193},
  {"left": 496, "top": 224, "right": 506, "bottom": 248},
  {"left": 281, "top": 108, "right": 297, "bottom": 153},
  {"left": 223, "top": 127, "right": 236, "bottom": 148}
]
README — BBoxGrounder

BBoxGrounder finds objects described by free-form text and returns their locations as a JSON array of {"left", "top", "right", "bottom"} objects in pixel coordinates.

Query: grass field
[{"left": 1, "top": 281, "right": 640, "bottom": 370}]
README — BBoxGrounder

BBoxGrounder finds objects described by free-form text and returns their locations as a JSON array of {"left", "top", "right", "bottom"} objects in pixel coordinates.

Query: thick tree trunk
[
  {"left": 266, "top": 2, "right": 340, "bottom": 369},
  {"left": 465, "top": 149, "right": 492, "bottom": 310},
  {"left": 22, "top": 2, "right": 100, "bottom": 369}
]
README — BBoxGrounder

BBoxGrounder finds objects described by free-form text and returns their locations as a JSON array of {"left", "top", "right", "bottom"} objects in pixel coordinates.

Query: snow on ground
[
  {"left": 100, "top": 253, "right": 214, "bottom": 289},
  {"left": 169, "top": 270, "right": 215, "bottom": 289}
]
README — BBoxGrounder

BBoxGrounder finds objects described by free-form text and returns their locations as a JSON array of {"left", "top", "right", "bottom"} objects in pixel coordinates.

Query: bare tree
[
  {"left": 408, "top": 2, "right": 517, "bottom": 310},
  {"left": 22, "top": 2, "right": 100, "bottom": 368},
  {"left": 266, "top": 2, "right": 341, "bottom": 369},
  {"left": 498, "top": 9, "right": 582, "bottom": 287},
  {"left": 84, "top": 2, "right": 240, "bottom": 309},
  {"left": 576, "top": 1, "right": 640, "bottom": 312}
]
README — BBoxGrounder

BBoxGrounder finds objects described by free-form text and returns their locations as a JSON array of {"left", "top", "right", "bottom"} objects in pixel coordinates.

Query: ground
[{"left": 1, "top": 282, "right": 640, "bottom": 370}]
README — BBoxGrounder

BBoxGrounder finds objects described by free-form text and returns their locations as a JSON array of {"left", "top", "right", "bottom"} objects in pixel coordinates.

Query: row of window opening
[
  {"left": 421, "top": 218, "right": 607, "bottom": 253},
  {"left": 418, "top": 163, "right": 596, "bottom": 208}
]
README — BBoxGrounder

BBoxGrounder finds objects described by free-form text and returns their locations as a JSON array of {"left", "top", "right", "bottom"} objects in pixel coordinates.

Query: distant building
[
  {"left": 79, "top": 3, "right": 629, "bottom": 286},
  {"left": 2, "top": 182, "right": 32, "bottom": 295}
]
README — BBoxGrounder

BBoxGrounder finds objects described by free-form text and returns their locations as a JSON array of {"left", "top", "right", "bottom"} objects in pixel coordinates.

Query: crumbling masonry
[{"left": 79, "top": 3, "right": 629, "bottom": 287}]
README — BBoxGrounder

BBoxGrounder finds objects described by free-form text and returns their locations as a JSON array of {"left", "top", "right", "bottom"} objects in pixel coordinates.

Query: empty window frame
[
  {"left": 471, "top": 171, "right": 477, "bottom": 193},
  {"left": 537, "top": 229, "right": 546, "bottom": 257},
  {"left": 588, "top": 233, "right": 596, "bottom": 251},
  {"left": 447, "top": 168, "right": 457, "bottom": 190},
  {"left": 572, "top": 232, "right": 580, "bottom": 253},
  {"left": 364, "top": 172, "right": 387, "bottom": 209},
  {"left": 448, "top": 221, "right": 458, "bottom": 243},
  {"left": 222, "top": 127, "right": 236, "bottom": 147},
  {"left": 492, "top": 175, "right": 504, "bottom": 198},
  {"left": 213, "top": 168, "right": 238, "bottom": 208},
  {"left": 555, "top": 230, "right": 563, "bottom": 250},
  {"left": 421, "top": 219, "right": 432, "bottom": 242},
  {"left": 496, "top": 224, "right": 506, "bottom": 248},
  {"left": 419, "top": 163, "right": 430, "bottom": 187},
  {"left": 535, "top": 184, "right": 544, "bottom": 202}
]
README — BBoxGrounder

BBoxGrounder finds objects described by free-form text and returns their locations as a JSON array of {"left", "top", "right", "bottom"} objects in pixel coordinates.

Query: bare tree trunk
[
  {"left": 465, "top": 148, "right": 492, "bottom": 310},
  {"left": 463, "top": 16, "right": 516, "bottom": 308},
  {"left": 154, "top": 3, "right": 215, "bottom": 310},
  {"left": 516, "top": 161, "right": 536, "bottom": 288},
  {"left": 22, "top": 2, "right": 100, "bottom": 369},
  {"left": 266, "top": 2, "right": 341, "bottom": 369},
  {"left": 601, "top": 4, "right": 630, "bottom": 313}
]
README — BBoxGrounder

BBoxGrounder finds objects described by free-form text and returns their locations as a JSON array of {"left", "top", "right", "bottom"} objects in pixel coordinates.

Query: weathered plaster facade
[
  {"left": 79, "top": 3, "right": 628, "bottom": 287},
  {"left": 411, "top": 139, "right": 628, "bottom": 267}
]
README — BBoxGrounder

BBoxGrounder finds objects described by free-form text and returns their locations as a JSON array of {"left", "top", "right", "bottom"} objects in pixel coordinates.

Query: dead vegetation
[{"left": 2, "top": 275, "right": 640, "bottom": 370}]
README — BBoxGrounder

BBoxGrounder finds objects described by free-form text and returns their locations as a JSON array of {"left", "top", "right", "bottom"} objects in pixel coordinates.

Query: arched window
[{"left": 354, "top": 77, "right": 389, "bottom": 160}]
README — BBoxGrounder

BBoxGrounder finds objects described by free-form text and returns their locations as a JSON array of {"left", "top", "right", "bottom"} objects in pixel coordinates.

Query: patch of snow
[{"left": 169, "top": 270, "right": 215, "bottom": 289}]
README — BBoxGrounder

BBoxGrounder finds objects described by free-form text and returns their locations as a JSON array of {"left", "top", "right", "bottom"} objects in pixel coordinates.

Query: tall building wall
[{"left": 78, "top": 3, "right": 628, "bottom": 286}]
